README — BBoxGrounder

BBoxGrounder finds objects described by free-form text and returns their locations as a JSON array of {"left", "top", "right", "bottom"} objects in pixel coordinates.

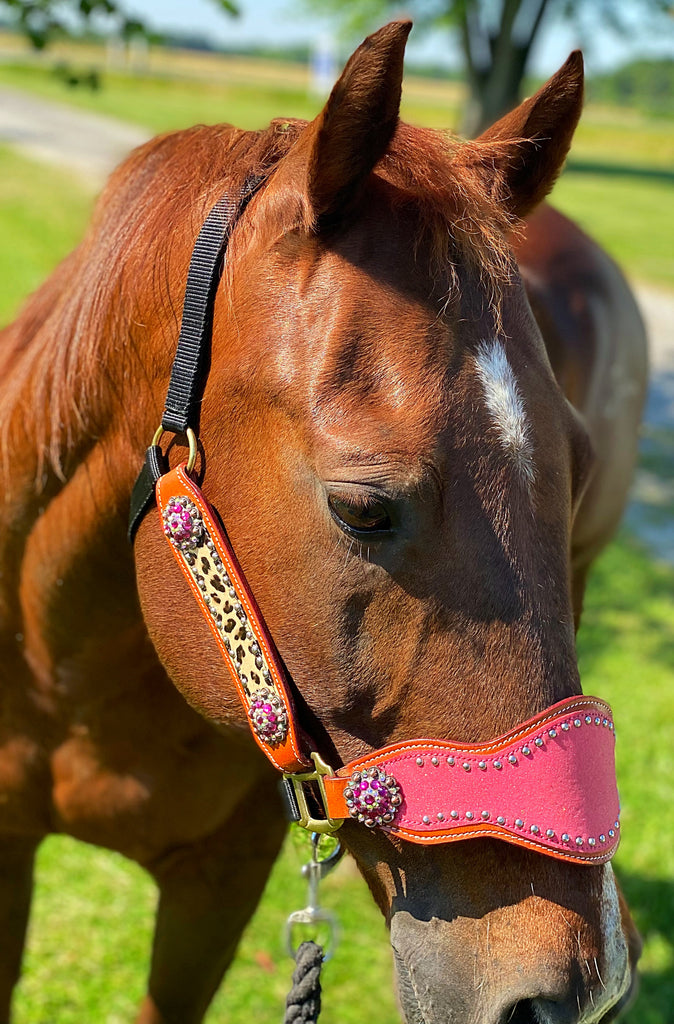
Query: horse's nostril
[{"left": 503, "top": 1001, "right": 538, "bottom": 1024}]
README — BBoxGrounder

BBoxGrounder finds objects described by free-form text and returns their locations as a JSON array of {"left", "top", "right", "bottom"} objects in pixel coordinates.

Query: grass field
[{"left": 1, "top": 49, "right": 673, "bottom": 1024}]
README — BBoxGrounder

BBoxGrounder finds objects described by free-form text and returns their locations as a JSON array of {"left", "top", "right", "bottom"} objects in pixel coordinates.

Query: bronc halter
[{"left": 130, "top": 183, "right": 621, "bottom": 867}]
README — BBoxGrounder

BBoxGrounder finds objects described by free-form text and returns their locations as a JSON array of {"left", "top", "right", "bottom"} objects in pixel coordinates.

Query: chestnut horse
[{"left": 0, "top": 21, "right": 647, "bottom": 1024}]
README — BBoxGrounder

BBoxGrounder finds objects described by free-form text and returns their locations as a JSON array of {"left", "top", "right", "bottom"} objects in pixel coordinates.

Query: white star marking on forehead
[{"left": 474, "top": 339, "right": 535, "bottom": 483}]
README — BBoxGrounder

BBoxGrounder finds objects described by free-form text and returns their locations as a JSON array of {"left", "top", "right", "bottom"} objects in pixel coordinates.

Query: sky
[{"left": 122, "top": 0, "right": 674, "bottom": 76}]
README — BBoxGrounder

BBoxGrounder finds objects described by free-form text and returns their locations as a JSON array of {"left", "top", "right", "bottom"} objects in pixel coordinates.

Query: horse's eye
[{"left": 328, "top": 494, "right": 392, "bottom": 535}]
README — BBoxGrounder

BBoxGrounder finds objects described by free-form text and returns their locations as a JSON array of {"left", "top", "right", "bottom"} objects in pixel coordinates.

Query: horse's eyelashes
[{"left": 327, "top": 494, "right": 392, "bottom": 537}]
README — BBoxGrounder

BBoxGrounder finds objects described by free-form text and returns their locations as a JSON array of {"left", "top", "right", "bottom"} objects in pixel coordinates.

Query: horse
[{"left": 0, "top": 20, "right": 647, "bottom": 1024}]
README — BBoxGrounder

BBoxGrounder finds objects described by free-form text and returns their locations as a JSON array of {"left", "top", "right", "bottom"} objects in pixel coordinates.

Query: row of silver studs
[
  {"left": 415, "top": 809, "right": 619, "bottom": 847},
  {"left": 411, "top": 713, "right": 614, "bottom": 772}
]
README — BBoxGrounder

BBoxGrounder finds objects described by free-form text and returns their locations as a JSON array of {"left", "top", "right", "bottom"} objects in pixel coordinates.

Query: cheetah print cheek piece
[{"left": 155, "top": 465, "right": 310, "bottom": 774}]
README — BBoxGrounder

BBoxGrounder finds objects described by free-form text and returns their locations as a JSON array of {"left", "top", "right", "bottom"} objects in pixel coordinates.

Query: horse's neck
[{"left": 0, "top": 255, "right": 145, "bottom": 641}]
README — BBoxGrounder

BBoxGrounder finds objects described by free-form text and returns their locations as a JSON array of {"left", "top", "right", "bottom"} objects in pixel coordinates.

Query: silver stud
[
  {"left": 615, "top": 821, "right": 620, "bottom": 829},
  {"left": 585, "top": 715, "right": 592, "bottom": 724},
  {"left": 450, "top": 810, "right": 458, "bottom": 820},
  {"left": 576, "top": 837, "right": 584, "bottom": 846},
  {"left": 431, "top": 756, "right": 439, "bottom": 766},
  {"left": 562, "top": 833, "right": 570, "bottom": 842},
  {"left": 599, "top": 834, "right": 606, "bottom": 843},
  {"left": 602, "top": 719, "right": 608, "bottom": 727},
  {"left": 466, "top": 811, "right": 474, "bottom": 820},
  {"left": 462, "top": 762, "right": 471, "bottom": 772},
  {"left": 609, "top": 723, "right": 614, "bottom": 731},
  {"left": 481, "top": 810, "right": 490, "bottom": 820},
  {"left": 595, "top": 717, "right": 601, "bottom": 726},
  {"left": 561, "top": 722, "right": 570, "bottom": 732},
  {"left": 522, "top": 746, "right": 531, "bottom": 756},
  {"left": 416, "top": 757, "right": 424, "bottom": 767},
  {"left": 608, "top": 829, "right": 615, "bottom": 838},
  {"left": 497, "top": 816, "right": 505, "bottom": 825},
  {"left": 574, "top": 719, "right": 582, "bottom": 728},
  {"left": 479, "top": 761, "right": 487, "bottom": 771},
  {"left": 530, "top": 824, "right": 539, "bottom": 834},
  {"left": 515, "top": 818, "right": 524, "bottom": 828},
  {"left": 508, "top": 754, "right": 517, "bottom": 765},
  {"left": 548, "top": 728, "right": 557, "bottom": 738},
  {"left": 494, "top": 760, "right": 502, "bottom": 770},
  {"left": 437, "top": 812, "right": 445, "bottom": 821},
  {"left": 422, "top": 815, "right": 430, "bottom": 825},
  {"left": 588, "top": 837, "right": 596, "bottom": 847},
  {"left": 534, "top": 737, "right": 544, "bottom": 747},
  {"left": 447, "top": 756, "right": 455, "bottom": 766},
  {"left": 546, "top": 829, "right": 554, "bottom": 838}
]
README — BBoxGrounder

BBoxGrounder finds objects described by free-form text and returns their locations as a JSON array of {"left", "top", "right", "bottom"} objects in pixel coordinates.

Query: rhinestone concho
[
  {"left": 162, "top": 495, "right": 203, "bottom": 551},
  {"left": 248, "top": 688, "right": 288, "bottom": 746},
  {"left": 344, "top": 767, "right": 402, "bottom": 828}
]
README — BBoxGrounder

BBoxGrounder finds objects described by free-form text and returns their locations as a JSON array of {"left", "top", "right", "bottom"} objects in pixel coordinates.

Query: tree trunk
[{"left": 459, "top": 0, "right": 551, "bottom": 137}]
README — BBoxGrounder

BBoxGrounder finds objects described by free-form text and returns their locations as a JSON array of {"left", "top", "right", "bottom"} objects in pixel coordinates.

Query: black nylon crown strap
[
  {"left": 128, "top": 178, "right": 261, "bottom": 541},
  {"left": 162, "top": 194, "right": 238, "bottom": 434}
]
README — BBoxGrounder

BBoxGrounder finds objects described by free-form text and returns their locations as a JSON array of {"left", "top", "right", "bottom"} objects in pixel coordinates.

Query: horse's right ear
[
  {"left": 462, "top": 51, "right": 584, "bottom": 219},
  {"left": 294, "top": 20, "right": 412, "bottom": 224}
]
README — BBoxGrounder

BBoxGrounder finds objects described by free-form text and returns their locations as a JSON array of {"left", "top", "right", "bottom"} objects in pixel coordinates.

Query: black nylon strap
[
  {"left": 162, "top": 195, "right": 237, "bottom": 434},
  {"left": 128, "top": 445, "right": 167, "bottom": 542},
  {"left": 128, "top": 178, "right": 261, "bottom": 542}
]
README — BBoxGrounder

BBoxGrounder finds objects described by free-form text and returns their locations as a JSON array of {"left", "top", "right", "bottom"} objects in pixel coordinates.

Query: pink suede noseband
[{"left": 322, "top": 697, "right": 619, "bottom": 863}]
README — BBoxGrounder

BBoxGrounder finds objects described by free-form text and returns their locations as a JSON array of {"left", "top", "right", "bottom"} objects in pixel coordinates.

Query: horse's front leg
[
  {"left": 0, "top": 834, "right": 41, "bottom": 1023},
  {"left": 136, "top": 772, "right": 287, "bottom": 1024}
]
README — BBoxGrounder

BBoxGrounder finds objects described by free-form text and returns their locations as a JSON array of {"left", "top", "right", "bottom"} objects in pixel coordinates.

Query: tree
[
  {"left": 0, "top": 0, "right": 238, "bottom": 51},
  {"left": 306, "top": 0, "right": 674, "bottom": 136}
]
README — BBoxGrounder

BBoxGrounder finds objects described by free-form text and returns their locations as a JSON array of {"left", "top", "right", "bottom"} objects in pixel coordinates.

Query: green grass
[
  {"left": 10, "top": 535, "right": 674, "bottom": 1023},
  {"left": 0, "top": 145, "right": 94, "bottom": 324},
  {"left": 0, "top": 60, "right": 459, "bottom": 135},
  {"left": 554, "top": 171, "right": 674, "bottom": 289}
]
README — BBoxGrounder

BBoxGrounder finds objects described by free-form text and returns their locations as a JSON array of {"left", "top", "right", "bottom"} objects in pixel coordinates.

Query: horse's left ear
[{"left": 465, "top": 51, "right": 584, "bottom": 219}]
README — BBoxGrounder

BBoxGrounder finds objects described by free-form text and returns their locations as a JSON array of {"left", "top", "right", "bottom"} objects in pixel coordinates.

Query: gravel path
[
  {"left": 0, "top": 85, "right": 148, "bottom": 185},
  {"left": 1, "top": 86, "right": 672, "bottom": 562}
]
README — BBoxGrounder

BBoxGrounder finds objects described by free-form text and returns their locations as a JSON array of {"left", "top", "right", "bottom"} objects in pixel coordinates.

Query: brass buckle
[{"left": 284, "top": 753, "right": 343, "bottom": 835}]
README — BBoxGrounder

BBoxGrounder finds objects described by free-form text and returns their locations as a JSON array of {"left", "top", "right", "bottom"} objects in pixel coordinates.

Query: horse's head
[{"left": 134, "top": 21, "right": 640, "bottom": 1024}]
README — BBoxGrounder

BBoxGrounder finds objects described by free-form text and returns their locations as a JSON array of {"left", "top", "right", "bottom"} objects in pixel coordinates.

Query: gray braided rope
[{"left": 283, "top": 941, "right": 323, "bottom": 1023}]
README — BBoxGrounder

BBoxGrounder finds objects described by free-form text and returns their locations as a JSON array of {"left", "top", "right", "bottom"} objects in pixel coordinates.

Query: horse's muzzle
[{"left": 388, "top": 860, "right": 636, "bottom": 1024}]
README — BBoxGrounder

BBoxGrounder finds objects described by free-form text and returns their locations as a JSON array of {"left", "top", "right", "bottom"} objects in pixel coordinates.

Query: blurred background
[{"left": 0, "top": 1, "right": 672, "bottom": 1022}]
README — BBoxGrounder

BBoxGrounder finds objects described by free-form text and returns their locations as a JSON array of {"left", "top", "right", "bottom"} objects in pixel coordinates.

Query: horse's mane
[{"left": 0, "top": 117, "right": 515, "bottom": 492}]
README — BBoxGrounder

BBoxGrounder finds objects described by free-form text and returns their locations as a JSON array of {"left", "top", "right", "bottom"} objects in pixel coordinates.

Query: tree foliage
[{"left": 1, "top": 0, "right": 239, "bottom": 50}]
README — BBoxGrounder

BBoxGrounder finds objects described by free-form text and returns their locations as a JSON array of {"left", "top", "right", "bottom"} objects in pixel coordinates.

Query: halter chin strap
[{"left": 132, "top": 191, "right": 622, "bottom": 866}]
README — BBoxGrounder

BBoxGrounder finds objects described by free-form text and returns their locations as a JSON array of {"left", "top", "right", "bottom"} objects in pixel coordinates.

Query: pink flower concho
[
  {"left": 162, "top": 495, "right": 203, "bottom": 550},
  {"left": 344, "top": 767, "right": 402, "bottom": 828}
]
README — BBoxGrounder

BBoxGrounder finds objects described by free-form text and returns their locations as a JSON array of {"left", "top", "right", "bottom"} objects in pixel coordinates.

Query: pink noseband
[
  {"left": 154, "top": 466, "right": 620, "bottom": 866},
  {"left": 321, "top": 697, "right": 619, "bottom": 863}
]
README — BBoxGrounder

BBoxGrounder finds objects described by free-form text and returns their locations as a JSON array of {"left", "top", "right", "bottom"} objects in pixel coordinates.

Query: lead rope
[
  {"left": 283, "top": 833, "right": 344, "bottom": 1024},
  {"left": 284, "top": 942, "right": 324, "bottom": 1024}
]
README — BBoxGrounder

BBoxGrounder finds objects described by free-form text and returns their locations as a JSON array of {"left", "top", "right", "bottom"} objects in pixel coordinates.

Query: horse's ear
[
  {"left": 464, "top": 51, "right": 584, "bottom": 219},
  {"left": 301, "top": 20, "right": 412, "bottom": 222}
]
